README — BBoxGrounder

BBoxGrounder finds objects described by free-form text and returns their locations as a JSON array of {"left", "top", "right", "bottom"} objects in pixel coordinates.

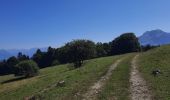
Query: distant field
[
  {"left": 0, "top": 55, "right": 124, "bottom": 100},
  {"left": 138, "top": 45, "right": 170, "bottom": 100}
]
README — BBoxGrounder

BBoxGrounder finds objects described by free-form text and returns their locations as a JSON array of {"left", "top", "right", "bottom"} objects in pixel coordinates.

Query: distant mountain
[
  {"left": 0, "top": 50, "right": 12, "bottom": 60},
  {"left": 0, "top": 47, "right": 47, "bottom": 60},
  {"left": 139, "top": 29, "right": 170, "bottom": 46}
]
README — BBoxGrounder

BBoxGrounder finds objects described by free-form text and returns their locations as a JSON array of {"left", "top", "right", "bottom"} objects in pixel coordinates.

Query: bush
[
  {"left": 14, "top": 60, "right": 39, "bottom": 77},
  {"left": 51, "top": 60, "right": 60, "bottom": 66}
]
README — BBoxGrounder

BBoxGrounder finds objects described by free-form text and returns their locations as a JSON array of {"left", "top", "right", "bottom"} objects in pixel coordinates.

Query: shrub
[
  {"left": 51, "top": 60, "right": 60, "bottom": 66},
  {"left": 14, "top": 60, "right": 39, "bottom": 77}
]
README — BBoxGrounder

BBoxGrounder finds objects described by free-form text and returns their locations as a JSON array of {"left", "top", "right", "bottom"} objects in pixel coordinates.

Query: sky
[{"left": 0, "top": 0, "right": 170, "bottom": 49}]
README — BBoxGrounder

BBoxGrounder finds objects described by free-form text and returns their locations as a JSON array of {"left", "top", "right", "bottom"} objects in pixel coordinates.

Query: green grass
[
  {"left": 98, "top": 53, "right": 136, "bottom": 100},
  {"left": 0, "top": 64, "right": 70, "bottom": 100},
  {"left": 138, "top": 45, "right": 170, "bottom": 100},
  {"left": 0, "top": 75, "right": 15, "bottom": 83},
  {"left": 0, "top": 55, "right": 123, "bottom": 100},
  {"left": 34, "top": 55, "right": 124, "bottom": 100}
]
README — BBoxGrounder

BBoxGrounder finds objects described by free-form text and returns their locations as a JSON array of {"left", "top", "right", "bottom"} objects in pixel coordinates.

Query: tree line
[{"left": 0, "top": 33, "right": 141, "bottom": 76}]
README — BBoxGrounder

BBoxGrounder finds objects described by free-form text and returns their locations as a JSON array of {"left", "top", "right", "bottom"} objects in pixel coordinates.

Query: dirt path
[
  {"left": 130, "top": 55, "right": 152, "bottom": 100},
  {"left": 82, "top": 59, "right": 122, "bottom": 100}
]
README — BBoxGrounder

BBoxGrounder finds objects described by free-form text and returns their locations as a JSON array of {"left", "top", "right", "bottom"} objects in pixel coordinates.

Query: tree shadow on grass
[{"left": 1, "top": 76, "right": 28, "bottom": 84}]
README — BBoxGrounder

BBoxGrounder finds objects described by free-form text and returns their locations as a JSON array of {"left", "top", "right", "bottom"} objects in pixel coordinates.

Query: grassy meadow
[
  {"left": 0, "top": 55, "right": 124, "bottom": 100},
  {"left": 138, "top": 45, "right": 170, "bottom": 100}
]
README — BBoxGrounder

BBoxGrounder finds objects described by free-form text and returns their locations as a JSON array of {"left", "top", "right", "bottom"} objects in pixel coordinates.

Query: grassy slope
[
  {"left": 35, "top": 55, "right": 124, "bottom": 100},
  {"left": 0, "top": 64, "right": 70, "bottom": 100},
  {"left": 98, "top": 53, "right": 136, "bottom": 100},
  {"left": 0, "top": 55, "right": 123, "bottom": 100},
  {"left": 138, "top": 45, "right": 170, "bottom": 100}
]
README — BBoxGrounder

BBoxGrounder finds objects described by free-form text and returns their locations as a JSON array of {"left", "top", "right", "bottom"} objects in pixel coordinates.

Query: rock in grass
[
  {"left": 57, "top": 80, "right": 65, "bottom": 87},
  {"left": 152, "top": 69, "right": 161, "bottom": 76}
]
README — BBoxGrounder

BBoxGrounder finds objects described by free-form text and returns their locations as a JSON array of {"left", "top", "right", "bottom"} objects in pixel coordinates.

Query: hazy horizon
[{"left": 1, "top": 0, "right": 170, "bottom": 49}]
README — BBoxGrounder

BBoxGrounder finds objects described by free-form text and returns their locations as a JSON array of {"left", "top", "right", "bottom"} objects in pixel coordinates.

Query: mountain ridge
[
  {"left": 0, "top": 47, "right": 47, "bottom": 60},
  {"left": 139, "top": 29, "right": 170, "bottom": 46},
  {"left": 1, "top": 29, "right": 170, "bottom": 60}
]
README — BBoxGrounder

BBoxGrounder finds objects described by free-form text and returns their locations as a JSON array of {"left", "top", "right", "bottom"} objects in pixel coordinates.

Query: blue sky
[{"left": 0, "top": 0, "right": 170, "bottom": 49}]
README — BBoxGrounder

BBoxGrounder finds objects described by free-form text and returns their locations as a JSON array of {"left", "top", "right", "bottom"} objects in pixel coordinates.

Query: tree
[
  {"left": 17, "top": 52, "right": 29, "bottom": 61},
  {"left": 96, "top": 42, "right": 107, "bottom": 57},
  {"left": 32, "top": 49, "right": 44, "bottom": 68},
  {"left": 111, "top": 33, "right": 141, "bottom": 55},
  {"left": 0, "top": 60, "right": 8, "bottom": 75},
  {"left": 103, "top": 42, "right": 112, "bottom": 56},
  {"left": 55, "top": 46, "right": 70, "bottom": 64},
  {"left": 95, "top": 42, "right": 112, "bottom": 57},
  {"left": 0, "top": 53, "right": 30, "bottom": 75},
  {"left": 45, "top": 46, "right": 56, "bottom": 66},
  {"left": 14, "top": 60, "right": 39, "bottom": 77},
  {"left": 6, "top": 56, "right": 19, "bottom": 74},
  {"left": 66, "top": 39, "right": 96, "bottom": 68}
]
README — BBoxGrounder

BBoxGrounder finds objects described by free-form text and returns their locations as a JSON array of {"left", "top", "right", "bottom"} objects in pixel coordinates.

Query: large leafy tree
[
  {"left": 66, "top": 39, "right": 96, "bottom": 68},
  {"left": 111, "top": 33, "right": 141, "bottom": 55}
]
